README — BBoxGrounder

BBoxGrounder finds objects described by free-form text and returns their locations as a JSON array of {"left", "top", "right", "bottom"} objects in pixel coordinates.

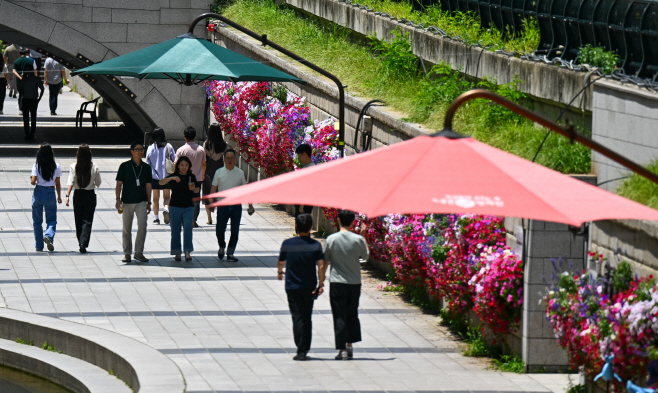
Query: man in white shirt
[{"left": 209, "top": 148, "right": 253, "bottom": 262}]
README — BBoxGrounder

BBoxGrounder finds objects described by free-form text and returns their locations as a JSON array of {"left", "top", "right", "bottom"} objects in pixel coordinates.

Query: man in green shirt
[
  {"left": 12, "top": 47, "right": 37, "bottom": 114},
  {"left": 115, "top": 141, "right": 153, "bottom": 263}
]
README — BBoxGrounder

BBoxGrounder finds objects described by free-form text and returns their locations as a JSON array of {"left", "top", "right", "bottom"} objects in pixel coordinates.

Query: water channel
[{"left": 0, "top": 366, "right": 71, "bottom": 393}]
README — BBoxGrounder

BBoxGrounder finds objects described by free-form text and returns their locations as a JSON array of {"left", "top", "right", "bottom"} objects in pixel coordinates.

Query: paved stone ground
[{"left": 0, "top": 156, "right": 572, "bottom": 393}]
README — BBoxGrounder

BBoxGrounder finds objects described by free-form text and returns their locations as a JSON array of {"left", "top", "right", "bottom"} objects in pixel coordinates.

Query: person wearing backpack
[{"left": 146, "top": 127, "right": 175, "bottom": 225}]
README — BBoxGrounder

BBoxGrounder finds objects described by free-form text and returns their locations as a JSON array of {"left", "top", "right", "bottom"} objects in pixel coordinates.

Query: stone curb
[
  {"left": 0, "top": 308, "right": 186, "bottom": 393},
  {"left": 0, "top": 338, "right": 131, "bottom": 393}
]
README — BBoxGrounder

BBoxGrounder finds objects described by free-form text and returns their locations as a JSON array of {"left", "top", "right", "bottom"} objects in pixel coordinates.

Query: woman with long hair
[
  {"left": 146, "top": 127, "right": 175, "bottom": 225},
  {"left": 202, "top": 124, "right": 227, "bottom": 225},
  {"left": 159, "top": 156, "right": 198, "bottom": 262},
  {"left": 30, "top": 143, "right": 62, "bottom": 251},
  {"left": 65, "top": 144, "right": 102, "bottom": 253}
]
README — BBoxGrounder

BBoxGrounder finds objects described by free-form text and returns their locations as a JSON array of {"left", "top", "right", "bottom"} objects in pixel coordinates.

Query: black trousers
[
  {"left": 286, "top": 289, "right": 315, "bottom": 355},
  {"left": 0, "top": 78, "right": 5, "bottom": 112},
  {"left": 193, "top": 181, "right": 202, "bottom": 222},
  {"left": 330, "top": 283, "right": 362, "bottom": 350},
  {"left": 22, "top": 98, "right": 38, "bottom": 136},
  {"left": 73, "top": 189, "right": 96, "bottom": 248}
]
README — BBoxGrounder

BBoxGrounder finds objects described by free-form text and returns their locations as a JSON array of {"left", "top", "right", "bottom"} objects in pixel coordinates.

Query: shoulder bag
[{"left": 165, "top": 144, "right": 175, "bottom": 174}]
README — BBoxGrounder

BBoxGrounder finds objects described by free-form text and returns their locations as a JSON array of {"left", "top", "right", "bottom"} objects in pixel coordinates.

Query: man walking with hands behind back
[
  {"left": 210, "top": 148, "right": 254, "bottom": 262},
  {"left": 278, "top": 213, "right": 325, "bottom": 361},
  {"left": 324, "top": 210, "right": 369, "bottom": 360},
  {"left": 116, "top": 141, "right": 153, "bottom": 263}
]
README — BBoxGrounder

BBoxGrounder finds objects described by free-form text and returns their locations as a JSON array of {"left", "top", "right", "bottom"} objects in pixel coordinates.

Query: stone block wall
[
  {"left": 590, "top": 219, "right": 658, "bottom": 278},
  {"left": 591, "top": 79, "right": 658, "bottom": 191}
]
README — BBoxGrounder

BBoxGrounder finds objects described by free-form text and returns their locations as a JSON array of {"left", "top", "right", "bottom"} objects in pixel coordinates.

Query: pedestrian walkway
[
  {"left": 1, "top": 85, "right": 121, "bottom": 126},
  {"left": 0, "top": 86, "right": 136, "bottom": 153},
  {"left": 0, "top": 156, "right": 571, "bottom": 393}
]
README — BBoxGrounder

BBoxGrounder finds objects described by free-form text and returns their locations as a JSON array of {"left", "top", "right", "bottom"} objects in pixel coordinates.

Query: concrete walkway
[{"left": 0, "top": 156, "right": 571, "bottom": 393}]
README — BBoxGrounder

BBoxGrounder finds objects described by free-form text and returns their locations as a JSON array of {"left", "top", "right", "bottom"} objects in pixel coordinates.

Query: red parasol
[{"left": 205, "top": 131, "right": 658, "bottom": 226}]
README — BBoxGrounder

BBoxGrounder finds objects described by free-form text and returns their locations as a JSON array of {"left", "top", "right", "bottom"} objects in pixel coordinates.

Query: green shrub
[
  {"left": 491, "top": 355, "right": 525, "bottom": 373},
  {"left": 462, "top": 327, "right": 491, "bottom": 357},
  {"left": 616, "top": 160, "right": 658, "bottom": 209},
  {"left": 578, "top": 44, "right": 619, "bottom": 74},
  {"left": 369, "top": 30, "right": 419, "bottom": 78}
]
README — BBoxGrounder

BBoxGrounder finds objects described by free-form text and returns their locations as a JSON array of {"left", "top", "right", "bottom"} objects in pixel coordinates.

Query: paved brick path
[{"left": 0, "top": 157, "right": 570, "bottom": 393}]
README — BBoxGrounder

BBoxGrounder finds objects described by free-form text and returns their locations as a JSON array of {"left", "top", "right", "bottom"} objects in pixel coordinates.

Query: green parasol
[{"left": 71, "top": 33, "right": 304, "bottom": 85}]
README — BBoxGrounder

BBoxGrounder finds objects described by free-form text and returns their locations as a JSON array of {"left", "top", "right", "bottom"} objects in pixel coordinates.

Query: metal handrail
[
  {"left": 188, "top": 13, "right": 346, "bottom": 157},
  {"left": 442, "top": 89, "right": 658, "bottom": 186}
]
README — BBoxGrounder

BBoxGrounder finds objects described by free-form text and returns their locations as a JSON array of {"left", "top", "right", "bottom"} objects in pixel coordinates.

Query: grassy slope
[{"left": 222, "top": 0, "right": 591, "bottom": 174}]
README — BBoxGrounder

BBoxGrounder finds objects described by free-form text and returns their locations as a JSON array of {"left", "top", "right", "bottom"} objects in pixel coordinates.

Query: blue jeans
[
  {"left": 169, "top": 206, "right": 194, "bottom": 255},
  {"left": 216, "top": 205, "right": 242, "bottom": 255},
  {"left": 32, "top": 186, "right": 57, "bottom": 250}
]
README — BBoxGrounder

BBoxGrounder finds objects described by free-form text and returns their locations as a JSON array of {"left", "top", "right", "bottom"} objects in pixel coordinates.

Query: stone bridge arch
[{"left": 0, "top": 0, "right": 212, "bottom": 140}]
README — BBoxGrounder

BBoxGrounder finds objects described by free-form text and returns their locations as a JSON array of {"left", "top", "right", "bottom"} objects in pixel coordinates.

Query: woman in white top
[
  {"left": 65, "top": 144, "right": 102, "bottom": 254},
  {"left": 145, "top": 127, "right": 175, "bottom": 225},
  {"left": 30, "top": 143, "right": 62, "bottom": 252}
]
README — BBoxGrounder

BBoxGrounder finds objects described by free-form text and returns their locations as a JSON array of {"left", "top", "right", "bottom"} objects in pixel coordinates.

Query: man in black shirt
[
  {"left": 277, "top": 213, "right": 326, "bottom": 361},
  {"left": 115, "top": 141, "right": 153, "bottom": 263},
  {"left": 20, "top": 73, "right": 43, "bottom": 140}
]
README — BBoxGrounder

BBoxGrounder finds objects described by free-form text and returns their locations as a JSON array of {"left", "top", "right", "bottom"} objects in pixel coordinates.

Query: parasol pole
[
  {"left": 188, "top": 13, "right": 346, "bottom": 158},
  {"left": 442, "top": 89, "right": 658, "bottom": 186}
]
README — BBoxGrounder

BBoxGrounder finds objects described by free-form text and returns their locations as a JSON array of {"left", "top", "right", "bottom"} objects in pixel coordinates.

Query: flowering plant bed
[
  {"left": 377, "top": 214, "right": 523, "bottom": 338},
  {"left": 544, "top": 256, "right": 658, "bottom": 390},
  {"left": 205, "top": 81, "right": 340, "bottom": 222}
]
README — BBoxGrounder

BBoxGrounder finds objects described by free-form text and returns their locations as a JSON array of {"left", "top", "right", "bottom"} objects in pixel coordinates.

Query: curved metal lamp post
[
  {"left": 441, "top": 89, "right": 658, "bottom": 186},
  {"left": 188, "top": 13, "right": 346, "bottom": 157}
]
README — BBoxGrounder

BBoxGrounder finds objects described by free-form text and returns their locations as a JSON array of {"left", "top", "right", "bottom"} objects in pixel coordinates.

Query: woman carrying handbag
[
  {"left": 65, "top": 144, "right": 102, "bottom": 253},
  {"left": 146, "top": 127, "right": 176, "bottom": 225}
]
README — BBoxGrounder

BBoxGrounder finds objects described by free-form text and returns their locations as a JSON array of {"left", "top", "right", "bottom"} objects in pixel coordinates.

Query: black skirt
[{"left": 202, "top": 156, "right": 224, "bottom": 205}]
